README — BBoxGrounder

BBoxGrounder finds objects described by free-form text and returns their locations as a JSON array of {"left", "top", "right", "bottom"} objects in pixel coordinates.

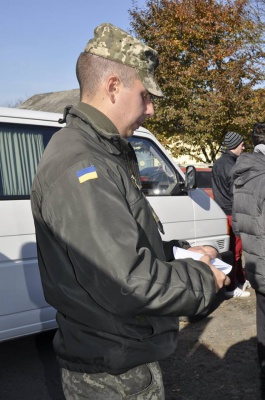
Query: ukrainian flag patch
[{"left": 76, "top": 165, "right": 98, "bottom": 183}]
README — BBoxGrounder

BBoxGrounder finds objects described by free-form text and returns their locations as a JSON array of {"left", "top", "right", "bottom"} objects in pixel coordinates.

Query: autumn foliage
[{"left": 129, "top": 0, "right": 265, "bottom": 162}]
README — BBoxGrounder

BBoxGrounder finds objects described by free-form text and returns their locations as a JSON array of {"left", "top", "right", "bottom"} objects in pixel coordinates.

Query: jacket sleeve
[
  {"left": 44, "top": 159, "right": 216, "bottom": 318},
  {"left": 225, "top": 162, "right": 234, "bottom": 198},
  {"left": 162, "top": 239, "right": 190, "bottom": 261}
]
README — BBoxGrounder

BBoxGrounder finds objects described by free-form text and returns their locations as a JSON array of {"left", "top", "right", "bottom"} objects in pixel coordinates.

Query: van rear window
[{"left": 0, "top": 123, "right": 58, "bottom": 199}]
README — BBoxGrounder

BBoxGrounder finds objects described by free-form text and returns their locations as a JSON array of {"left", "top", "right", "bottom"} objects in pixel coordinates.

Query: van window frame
[{"left": 129, "top": 135, "right": 183, "bottom": 196}]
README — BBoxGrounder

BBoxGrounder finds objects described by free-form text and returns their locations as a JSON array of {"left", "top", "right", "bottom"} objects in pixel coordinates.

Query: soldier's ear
[{"left": 106, "top": 75, "right": 121, "bottom": 103}]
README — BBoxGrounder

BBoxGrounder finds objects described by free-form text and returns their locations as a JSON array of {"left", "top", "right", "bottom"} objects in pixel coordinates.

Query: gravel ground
[
  {"left": 160, "top": 287, "right": 259, "bottom": 400},
  {"left": 1, "top": 287, "right": 258, "bottom": 400}
]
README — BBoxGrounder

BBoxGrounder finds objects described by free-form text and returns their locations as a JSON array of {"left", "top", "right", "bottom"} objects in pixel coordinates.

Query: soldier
[{"left": 31, "top": 23, "right": 229, "bottom": 399}]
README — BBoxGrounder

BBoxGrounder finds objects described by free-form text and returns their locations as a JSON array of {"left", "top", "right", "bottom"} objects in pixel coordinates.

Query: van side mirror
[
  {"left": 185, "top": 165, "right": 197, "bottom": 190},
  {"left": 170, "top": 165, "right": 197, "bottom": 195}
]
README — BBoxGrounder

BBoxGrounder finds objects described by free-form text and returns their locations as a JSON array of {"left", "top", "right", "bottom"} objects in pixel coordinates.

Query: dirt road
[
  {"left": 0, "top": 288, "right": 258, "bottom": 400},
  {"left": 160, "top": 287, "right": 259, "bottom": 399}
]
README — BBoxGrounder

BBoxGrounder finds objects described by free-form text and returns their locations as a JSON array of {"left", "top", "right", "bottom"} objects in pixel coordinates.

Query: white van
[{"left": 0, "top": 107, "right": 230, "bottom": 342}]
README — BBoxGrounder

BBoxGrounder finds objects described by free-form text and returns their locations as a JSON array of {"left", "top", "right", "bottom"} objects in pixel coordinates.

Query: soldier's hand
[{"left": 200, "top": 254, "right": 231, "bottom": 292}]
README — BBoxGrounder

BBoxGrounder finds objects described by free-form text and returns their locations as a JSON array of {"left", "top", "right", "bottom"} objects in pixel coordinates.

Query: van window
[
  {"left": 0, "top": 123, "right": 57, "bottom": 199},
  {"left": 196, "top": 170, "right": 212, "bottom": 188},
  {"left": 129, "top": 136, "right": 180, "bottom": 195}
]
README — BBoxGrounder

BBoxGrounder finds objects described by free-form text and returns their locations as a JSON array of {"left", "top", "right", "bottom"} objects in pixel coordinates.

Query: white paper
[{"left": 173, "top": 246, "right": 232, "bottom": 274}]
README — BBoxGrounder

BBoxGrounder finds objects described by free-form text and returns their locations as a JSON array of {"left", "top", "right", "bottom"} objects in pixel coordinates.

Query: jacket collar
[
  {"left": 254, "top": 144, "right": 265, "bottom": 155},
  {"left": 224, "top": 149, "right": 238, "bottom": 160},
  {"left": 77, "top": 102, "right": 119, "bottom": 135},
  {"left": 59, "top": 103, "right": 128, "bottom": 155}
]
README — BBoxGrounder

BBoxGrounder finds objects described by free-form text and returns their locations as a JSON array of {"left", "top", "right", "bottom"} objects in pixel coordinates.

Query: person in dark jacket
[
  {"left": 212, "top": 131, "right": 250, "bottom": 298},
  {"left": 232, "top": 122, "right": 265, "bottom": 399},
  {"left": 31, "top": 23, "right": 230, "bottom": 400}
]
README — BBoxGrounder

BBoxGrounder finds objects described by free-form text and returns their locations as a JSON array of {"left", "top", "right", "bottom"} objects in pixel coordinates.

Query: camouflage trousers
[{"left": 61, "top": 362, "right": 165, "bottom": 399}]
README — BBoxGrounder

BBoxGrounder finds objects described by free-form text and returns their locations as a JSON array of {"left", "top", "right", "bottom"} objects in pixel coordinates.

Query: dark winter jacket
[
  {"left": 31, "top": 102, "right": 216, "bottom": 375},
  {"left": 232, "top": 146, "right": 265, "bottom": 294},
  {"left": 212, "top": 150, "right": 238, "bottom": 215}
]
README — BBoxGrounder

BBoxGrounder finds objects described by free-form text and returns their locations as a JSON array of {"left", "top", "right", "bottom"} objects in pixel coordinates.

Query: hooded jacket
[
  {"left": 232, "top": 145, "right": 265, "bottom": 294},
  {"left": 212, "top": 150, "right": 238, "bottom": 215},
  {"left": 31, "top": 102, "right": 216, "bottom": 375}
]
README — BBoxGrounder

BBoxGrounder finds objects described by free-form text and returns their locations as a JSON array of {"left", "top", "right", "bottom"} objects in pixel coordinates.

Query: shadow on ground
[
  {"left": 0, "top": 290, "right": 259, "bottom": 400},
  {"left": 161, "top": 290, "right": 259, "bottom": 400}
]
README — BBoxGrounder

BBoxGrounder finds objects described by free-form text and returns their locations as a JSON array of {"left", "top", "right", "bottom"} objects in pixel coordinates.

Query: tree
[
  {"left": 249, "top": 0, "right": 265, "bottom": 22},
  {"left": 129, "top": 0, "right": 265, "bottom": 162}
]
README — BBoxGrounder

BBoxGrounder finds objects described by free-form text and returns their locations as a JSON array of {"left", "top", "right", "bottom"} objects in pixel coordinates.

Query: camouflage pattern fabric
[
  {"left": 61, "top": 362, "right": 165, "bottom": 399},
  {"left": 84, "top": 23, "right": 164, "bottom": 98}
]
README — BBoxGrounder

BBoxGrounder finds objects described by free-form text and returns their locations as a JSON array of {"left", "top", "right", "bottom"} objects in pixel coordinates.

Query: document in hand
[{"left": 173, "top": 247, "right": 232, "bottom": 275}]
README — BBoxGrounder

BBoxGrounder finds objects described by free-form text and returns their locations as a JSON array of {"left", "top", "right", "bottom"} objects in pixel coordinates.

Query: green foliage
[{"left": 129, "top": 0, "right": 265, "bottom": 162}]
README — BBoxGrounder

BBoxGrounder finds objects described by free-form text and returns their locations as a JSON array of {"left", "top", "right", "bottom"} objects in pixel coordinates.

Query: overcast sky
[{"left": 1, "top": 0, "right": 147, "bottom": 106}]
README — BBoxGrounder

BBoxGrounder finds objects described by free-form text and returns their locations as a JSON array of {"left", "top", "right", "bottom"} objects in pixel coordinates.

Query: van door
[
  {"left": 129, "top": 133, "right": 229, "bottom": 252},
  {"left": 129, "top": 135, "right": 196, "bottom": 241},
  {"left": 0, "top": 122, "right": 58, "bottom": 341}
]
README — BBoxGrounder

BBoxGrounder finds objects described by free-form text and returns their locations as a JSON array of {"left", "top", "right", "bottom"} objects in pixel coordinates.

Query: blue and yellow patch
[{"left": 76, "top": 165, "right": 98, "bottom": 183}]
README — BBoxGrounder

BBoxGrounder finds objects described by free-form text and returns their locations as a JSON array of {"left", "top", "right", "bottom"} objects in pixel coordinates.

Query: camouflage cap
[{"left": 84, "top": 23, "right": 164, "bottom": 97}]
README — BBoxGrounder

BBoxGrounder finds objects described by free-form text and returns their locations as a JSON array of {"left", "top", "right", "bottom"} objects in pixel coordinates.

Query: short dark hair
[
  {"left": 252, "top": 123, "right": 265, "bottom": 147},
  {"left": 76, "top": 52, "right": 137, "bottom": 101}
]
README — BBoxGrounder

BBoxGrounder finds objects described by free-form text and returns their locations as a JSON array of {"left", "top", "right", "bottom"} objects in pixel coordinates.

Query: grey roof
[{"left": 19, "top": 89, "right": 80, "bottom": 113}]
